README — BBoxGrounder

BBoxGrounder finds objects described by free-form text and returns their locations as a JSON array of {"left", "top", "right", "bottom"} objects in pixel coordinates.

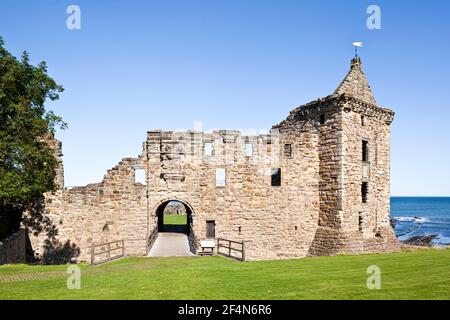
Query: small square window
[
  {"left": 271, "top": 168, "right": 281, "bottom": 187},
  {"left": 283, "top": 144, "right": 292, "bottom": 158},
  {"left": 216, "top": 168, "right": 225, "bottom": 187},
  {"left": 204, "top": 142, "right": 213, "bottom": 156},
  {"left": 135, "top": 169, "right": 146, "bottom": 185},
  {"left": 245, "top": 143, "right": 253, "bottom": 157}
]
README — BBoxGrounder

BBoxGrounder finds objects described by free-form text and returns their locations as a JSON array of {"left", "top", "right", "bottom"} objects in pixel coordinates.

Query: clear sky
[{"left": 1, "top": 0, "right": 449, "bottom": 196}]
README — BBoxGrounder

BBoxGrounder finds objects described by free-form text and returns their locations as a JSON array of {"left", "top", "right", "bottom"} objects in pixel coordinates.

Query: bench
[{"left": 199, "top": 239, "right": 215, "bottom": 256}]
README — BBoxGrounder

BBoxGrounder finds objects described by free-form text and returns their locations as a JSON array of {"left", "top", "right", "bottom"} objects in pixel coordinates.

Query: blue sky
[{"left": 1, "top": 0, "right": 449, "bottom": 195}]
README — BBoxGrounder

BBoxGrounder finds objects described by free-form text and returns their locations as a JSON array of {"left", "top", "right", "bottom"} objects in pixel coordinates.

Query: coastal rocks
[{"left": 402, "top": 235, "right": 438, "bottom": 246}]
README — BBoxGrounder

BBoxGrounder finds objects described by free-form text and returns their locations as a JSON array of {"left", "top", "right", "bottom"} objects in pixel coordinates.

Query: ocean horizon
[{"left": 391, "top": 196, "right": 450, "bottom": 245}]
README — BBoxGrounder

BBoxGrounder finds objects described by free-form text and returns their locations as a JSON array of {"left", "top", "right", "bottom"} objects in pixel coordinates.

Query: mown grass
[
  {"left": 0, "top": 248, "right": 449, "bottom": 300},
  {"left": 163, "top": 214, "right": 187, "bottom": 225}
]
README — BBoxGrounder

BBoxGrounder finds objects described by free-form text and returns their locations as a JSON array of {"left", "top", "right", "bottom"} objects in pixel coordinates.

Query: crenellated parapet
[{"left": 275, "top": 94, "right": 394, "bottom": 130}]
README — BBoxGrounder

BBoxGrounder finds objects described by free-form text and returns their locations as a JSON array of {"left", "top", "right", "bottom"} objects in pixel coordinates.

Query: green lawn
[
  {"left": 0, "top": 249, "right": 449, "bottom": 300},
  {"left": 163, "top": 214, "right": 187, "bottom": 225}
]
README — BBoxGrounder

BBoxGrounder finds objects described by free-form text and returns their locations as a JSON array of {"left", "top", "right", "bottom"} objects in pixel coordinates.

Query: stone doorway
[
  {"left": 149, "top": 200, "right": 195, "bottom": 257},
  {"left": 156, "top": 200, "right": 193, "bottom": 234}
]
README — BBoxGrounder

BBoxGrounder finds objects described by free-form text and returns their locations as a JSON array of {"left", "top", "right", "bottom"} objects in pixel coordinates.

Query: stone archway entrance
[
  {"left": 148, "top": 200, "right": 195, "bottom": 257},
  {"left": 156, "top": 200, "right": 193, "bottom": 234}
]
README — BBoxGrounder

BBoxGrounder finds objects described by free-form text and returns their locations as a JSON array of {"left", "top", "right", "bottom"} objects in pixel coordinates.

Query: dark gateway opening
[{"left": 156, "top": 200, "right": 192, "bottom": 234}]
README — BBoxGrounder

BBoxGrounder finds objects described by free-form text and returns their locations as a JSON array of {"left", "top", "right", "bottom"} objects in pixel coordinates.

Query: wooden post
[
  {"left": 241, "top": 241, "right": 245, "bottom": 262},
  {"left": 91, "top": 245, "right": 94, "bottom": 266},
  {"left": 107, "top": 242, "right": 111, "bottom": 261},
  {"left": 228, "top": 240, "right": 231, "bottom": 258},
  {"left": 122, "top": 240, "right": 125, "bottom": 257}
]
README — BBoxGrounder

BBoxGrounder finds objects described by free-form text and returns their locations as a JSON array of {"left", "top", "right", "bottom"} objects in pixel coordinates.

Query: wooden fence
[
  {"left": 90, "top": 240, "right": 124, "bottom": 266},
  {"left": 217, "top": 238, "right": 245, "bottom": 261}
]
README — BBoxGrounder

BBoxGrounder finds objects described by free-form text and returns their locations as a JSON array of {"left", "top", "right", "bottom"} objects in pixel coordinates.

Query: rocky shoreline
[
  {"left": 391, "top": 216, "right": 449, "bottom": 247},
  {"left": 400, "top": 234, "right": 439, "bottom": 246}
]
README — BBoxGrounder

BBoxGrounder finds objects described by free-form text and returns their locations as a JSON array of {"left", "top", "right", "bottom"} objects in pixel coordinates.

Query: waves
[
  {"left": 393, "top": 215, "right": 450, "bottom": 245},
  {"left": 391, "top": 197, "right": 450, "bottom": 246},
  {"left": 394, "top": 216, "right": 429, "bottom": 224}
]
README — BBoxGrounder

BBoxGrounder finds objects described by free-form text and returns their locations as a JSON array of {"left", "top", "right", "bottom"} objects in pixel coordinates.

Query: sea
[{"left": 391, "top": 197, "right": 450, "bottom": 246}]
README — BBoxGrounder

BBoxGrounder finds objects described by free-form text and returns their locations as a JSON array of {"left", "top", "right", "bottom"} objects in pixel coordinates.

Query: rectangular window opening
[
  {"left": 361, "top": 182, "right": 368, "bottom": 204},
  {"left": 271, "top": 168, "right": 281, "bottom": 187},
  {"left": 283, "top": 144, "right": 292, "bottom": 158},
  {"left": 362, "top": 140, "right": 369, "bottom": 162},
  {"left": 245, "top": 143, "right": 253, "bottom": 157},
  {"left": 204, "top": 142, "right": 213, "bottom": 156},
  {"left": 134, "top": 169, "right": 146, "bottom": 185},
  {"left": 216, "top": 168, "right": 226, "bottom": 187},
  {"left": 361, "top": 115, "right": 365, "bottom": 126}
]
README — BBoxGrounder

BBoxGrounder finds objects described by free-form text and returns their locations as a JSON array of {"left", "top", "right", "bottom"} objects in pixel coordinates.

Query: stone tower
[{"left": 275, "top": 56, "right": 399, "bottom": 255}]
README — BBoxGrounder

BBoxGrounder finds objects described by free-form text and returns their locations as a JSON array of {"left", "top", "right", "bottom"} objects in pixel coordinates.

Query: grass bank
[{"left": 0, "top": 248, "right": 449, "bottom": 299}]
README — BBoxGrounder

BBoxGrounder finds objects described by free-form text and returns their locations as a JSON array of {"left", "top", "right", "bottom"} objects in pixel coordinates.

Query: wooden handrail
[
  {"left": 218, "top": 238, "right": 244, "bottom": 245},
  {"left": 91, "top": 240, "right": 124, "bottom": 266},
  {"left": 91, "top": 240, "right": 123, "bottom": 249},
  {"left": 217, "top": 238, "right": 245, "bottom": 261}
]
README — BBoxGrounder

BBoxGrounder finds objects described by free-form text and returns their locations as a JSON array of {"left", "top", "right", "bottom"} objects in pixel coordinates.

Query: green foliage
[{"left": 0, "top": 36, "right": 66, "bottom": 226}]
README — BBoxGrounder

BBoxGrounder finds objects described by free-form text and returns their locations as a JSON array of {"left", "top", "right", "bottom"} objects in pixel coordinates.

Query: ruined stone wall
[
  {"left": 30, "top": 143, "right": 149, "bottom": 262},
  {"left": 29, "top": 56, "right": 399, "bottom": 263},
  {"left": 164, "top": 202, "right": 186, "bottom": 215},
  {"left": 46, "top": 138, "right": 65, "bottom": 191},
  {"left": 146, "top": 130, "right": 320, "bottom": 260},
  {"left": 32, "top": 98, "right": 397, "bottom": 262}
]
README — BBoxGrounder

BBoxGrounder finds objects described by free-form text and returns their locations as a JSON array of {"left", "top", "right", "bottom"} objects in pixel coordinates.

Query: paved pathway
[{"left": 148, "top": 232, "right": 194, "bottom": 257}]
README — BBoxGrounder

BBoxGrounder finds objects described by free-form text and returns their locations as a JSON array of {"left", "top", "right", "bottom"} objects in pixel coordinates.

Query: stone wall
[
  {"left": 0, "top": 229, "right": 27, "bottom": 264},
  {"left": 164, "top": 202, "right": 186, "bottom": 215},
  {"left": 146, "top": 130, "right": 320, "bottom": 260},
  {"left": 273, "top": 57, "right": 400, "bottom": 256},
  {"left": 30, "top": 152, "right": 149, "bottom": 262},
  {"left": 275, "top": 96, "right": 399, "bottom": 256},
  {"left": 28, "top": 55, "right": 399, "bottom": 262}
]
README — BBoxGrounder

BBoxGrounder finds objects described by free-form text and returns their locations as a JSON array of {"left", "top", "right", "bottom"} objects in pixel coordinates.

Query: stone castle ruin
[
  {"left": 30, "top": 56, "right": 400, "bottom": 262},
  {"left": 164, "top": 202, "right": 187, "bottom": 215}
]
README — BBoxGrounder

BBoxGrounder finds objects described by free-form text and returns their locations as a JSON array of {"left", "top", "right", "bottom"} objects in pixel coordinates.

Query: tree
[{"left": 0, "top": 36, "right": 66, "bottom": 238}]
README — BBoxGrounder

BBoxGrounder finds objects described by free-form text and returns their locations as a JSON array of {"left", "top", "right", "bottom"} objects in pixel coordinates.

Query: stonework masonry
[
  {"left": 29, "top": 56, "right": 400, "bottom": 262},
  {"left": 164, "top": 202, "right": 187, "bottom": 215}
]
